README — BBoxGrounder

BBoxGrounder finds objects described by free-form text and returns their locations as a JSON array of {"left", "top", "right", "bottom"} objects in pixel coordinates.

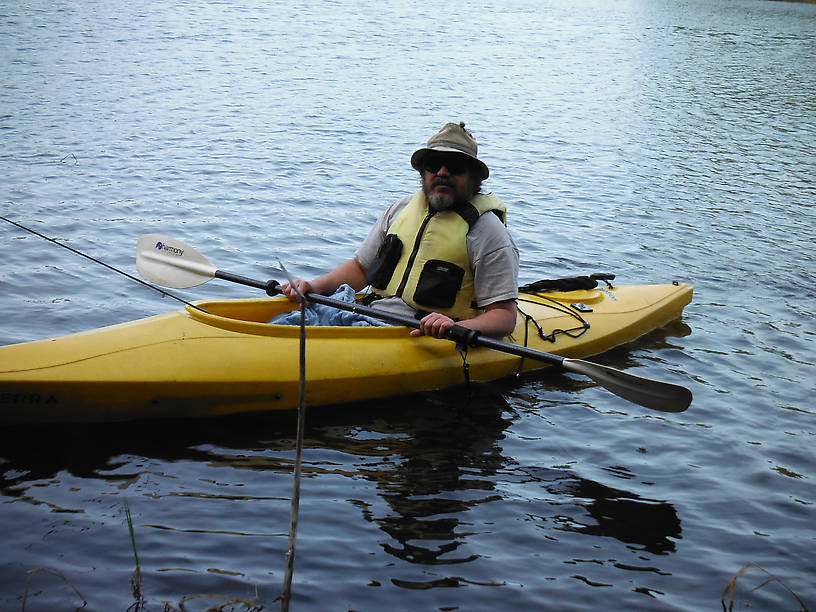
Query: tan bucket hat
[{"left": 410, "top": 122, "right": 489, "bottom": 180}]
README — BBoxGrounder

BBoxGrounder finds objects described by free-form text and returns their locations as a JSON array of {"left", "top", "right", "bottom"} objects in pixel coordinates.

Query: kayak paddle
[{"left": 136, "top": 234, "right": 693, "bottom": 413}]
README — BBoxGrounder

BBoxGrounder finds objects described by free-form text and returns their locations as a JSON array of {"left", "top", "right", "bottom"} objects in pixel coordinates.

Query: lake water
[{"left": 1, "top": 0, "right": 815, "bottom": 610}]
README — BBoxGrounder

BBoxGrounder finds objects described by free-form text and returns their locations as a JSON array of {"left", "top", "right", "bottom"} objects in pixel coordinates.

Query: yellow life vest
[{"left": 367, "top": 190, "right": 507, "bottom": 319}]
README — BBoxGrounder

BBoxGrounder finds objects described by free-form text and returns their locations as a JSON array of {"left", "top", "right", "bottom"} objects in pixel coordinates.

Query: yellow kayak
[{"left": 0, "top": 282, "right": 692, "bottom": 424}]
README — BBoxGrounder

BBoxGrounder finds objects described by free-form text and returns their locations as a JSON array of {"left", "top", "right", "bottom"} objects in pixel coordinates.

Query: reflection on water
[
  {"left": 316, "top": 391, "right": 685, "bottom": 569},
  {"left": 1, "top": 381, "right": 684, "bottom": 605},
  {"left": 346, "top": 392, "right": 512, "bottom": 567},
  {"left": 551, "top": 475, "right": 681, "bottom": 556}
]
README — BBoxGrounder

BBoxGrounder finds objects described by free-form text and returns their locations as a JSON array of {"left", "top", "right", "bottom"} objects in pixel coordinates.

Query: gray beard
[
  {"left": 420, "top": 171, "right": 479, "bottom": 211},
  {"left": 426, "top": 190, "right": 458, "bottom": 211},
  {"left": 424, "top": 183, "right": 474, "bottom": 212}
]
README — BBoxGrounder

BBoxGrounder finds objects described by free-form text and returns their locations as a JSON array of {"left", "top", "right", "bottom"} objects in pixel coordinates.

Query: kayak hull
[{"left": 0, "top": 283, "right": 692, "bottom": 424}]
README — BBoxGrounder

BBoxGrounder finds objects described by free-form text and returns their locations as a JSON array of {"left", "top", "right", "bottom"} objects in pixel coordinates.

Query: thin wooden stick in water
[{"left": 281, "top": 299, "right": 307, "bottom": 611}]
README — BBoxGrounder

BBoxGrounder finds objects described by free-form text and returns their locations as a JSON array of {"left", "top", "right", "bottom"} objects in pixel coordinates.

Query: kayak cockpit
[
  {"left": 184, "top": 296, "right": 408, "bottom": 338},
  {"left": 187, "top": 296, "right": 295, "bottom": 324}
]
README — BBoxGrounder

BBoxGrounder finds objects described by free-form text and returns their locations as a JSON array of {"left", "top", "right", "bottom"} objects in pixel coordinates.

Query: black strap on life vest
[
  {"left": 452, "top": 202, "right": 505, "bottom": 229},
  {"left": 453, "top": 202, "right": 479, "bottom": 228}
]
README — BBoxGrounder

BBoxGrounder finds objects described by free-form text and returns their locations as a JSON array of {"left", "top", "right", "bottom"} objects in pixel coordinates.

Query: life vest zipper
[{"left": 395, "top": 211, "right": 435, "bottom": 298}]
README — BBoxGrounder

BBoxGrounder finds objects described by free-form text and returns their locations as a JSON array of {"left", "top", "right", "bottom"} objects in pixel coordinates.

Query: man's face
[{"left": 421, "top": 154, "right": 477, "bottom": 211}]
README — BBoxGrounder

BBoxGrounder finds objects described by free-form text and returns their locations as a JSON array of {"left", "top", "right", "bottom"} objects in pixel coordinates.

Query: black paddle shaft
[{"left": 215, "top": 270, "right": 281, "bottom": 297}]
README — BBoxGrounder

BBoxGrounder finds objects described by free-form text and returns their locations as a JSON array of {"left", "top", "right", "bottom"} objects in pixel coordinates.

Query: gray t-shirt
[{"left": 355, "top": 195, "right": 520, "bottom": 317}]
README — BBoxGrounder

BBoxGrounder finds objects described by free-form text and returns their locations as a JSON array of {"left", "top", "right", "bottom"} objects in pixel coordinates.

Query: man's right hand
[
  {"left": 281, "top": 280, "right": 315, "bottom": 303},
  {"left": 279, "top": 258, "right": 368, "bottom": 304}
]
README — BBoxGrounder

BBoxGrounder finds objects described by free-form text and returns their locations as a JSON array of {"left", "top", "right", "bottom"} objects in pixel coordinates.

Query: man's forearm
[
  {"left": 458, "top": 301, "right": 518, "bottom": 337},
  {"left": 311, "top": 258, "right": 368, "bottom": 295}
]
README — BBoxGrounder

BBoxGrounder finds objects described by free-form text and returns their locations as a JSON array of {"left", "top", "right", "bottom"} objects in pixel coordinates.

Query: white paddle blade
[{"left": 136, "top": 234, "right": 217, "bottom": 288}]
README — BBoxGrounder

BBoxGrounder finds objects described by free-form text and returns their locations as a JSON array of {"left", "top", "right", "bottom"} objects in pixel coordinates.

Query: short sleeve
[{"left": 467, "top": 213, "right": 520, "bottom": 307}]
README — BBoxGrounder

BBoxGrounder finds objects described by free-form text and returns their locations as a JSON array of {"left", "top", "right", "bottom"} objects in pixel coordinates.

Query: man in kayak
[{"left": 282, "top": 122, "right": 519, "bottom": 339}]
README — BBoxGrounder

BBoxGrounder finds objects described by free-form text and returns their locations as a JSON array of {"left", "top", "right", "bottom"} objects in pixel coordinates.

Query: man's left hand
[{"left": 411, "top": 312, "right": 455, "bottom": 338}]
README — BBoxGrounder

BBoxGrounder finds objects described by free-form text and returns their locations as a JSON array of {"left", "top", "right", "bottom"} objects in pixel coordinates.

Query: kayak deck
[{"left": 0, "top": 282, "right": 692, "bottom": 424}]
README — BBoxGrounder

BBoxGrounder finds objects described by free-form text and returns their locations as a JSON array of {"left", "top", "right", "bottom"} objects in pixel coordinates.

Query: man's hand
[
  {"left": 409, "top": 301, "right": 517, "bottom": 339},
  {"left": 281, "top": 280, "right": 315, "bottom": 303},
  {"left": 410, "top": 312, "right": 456, "bottom": 338},
  {"left": 280, "top": 258, "right": 368, "bottom": 304}
]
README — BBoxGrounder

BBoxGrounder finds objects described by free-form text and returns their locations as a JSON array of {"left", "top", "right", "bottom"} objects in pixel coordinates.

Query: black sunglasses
[{"left": 422, "top": 155, "right": 470, "bottom": 176}]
